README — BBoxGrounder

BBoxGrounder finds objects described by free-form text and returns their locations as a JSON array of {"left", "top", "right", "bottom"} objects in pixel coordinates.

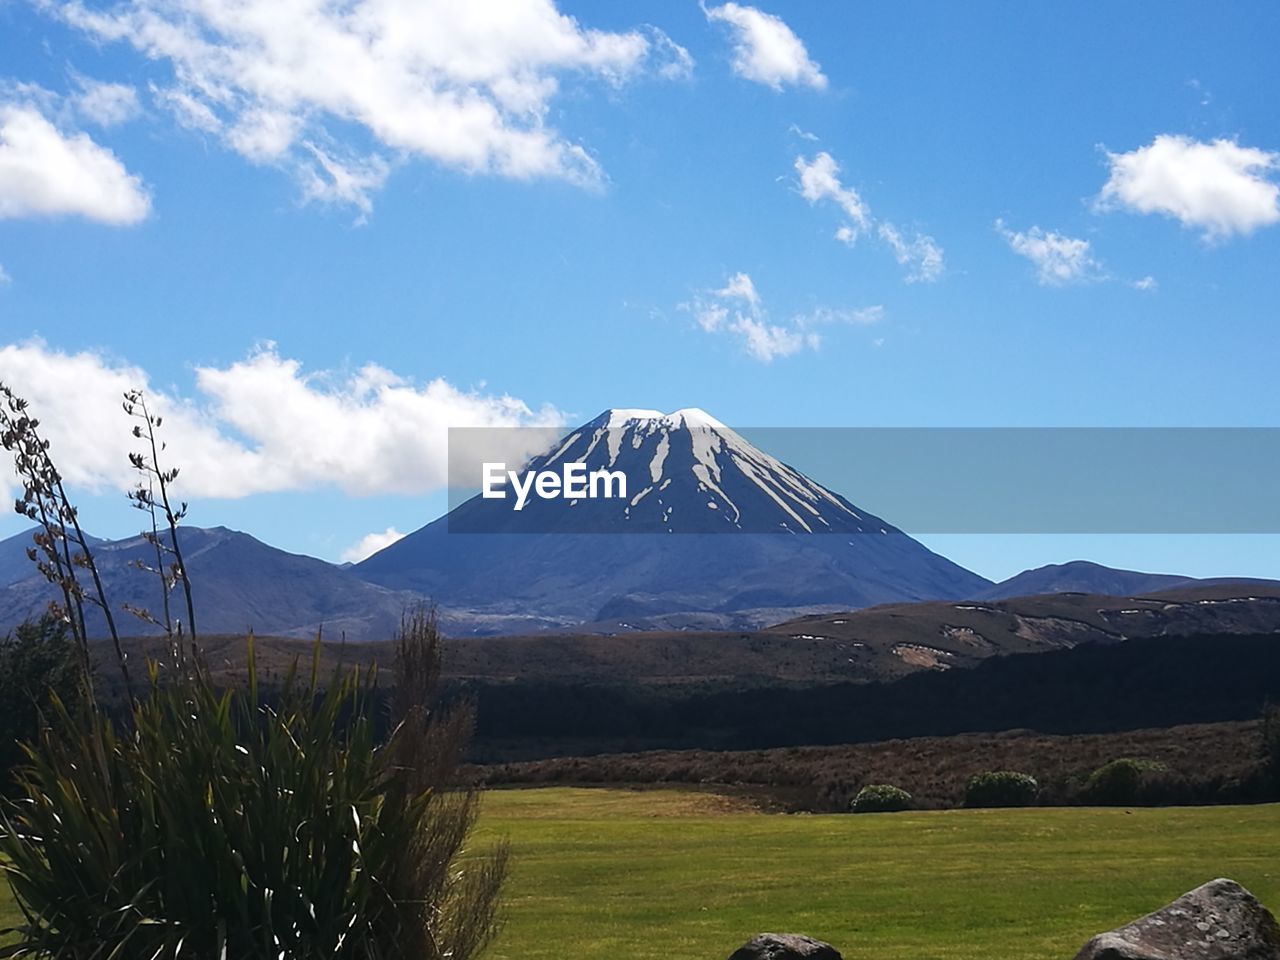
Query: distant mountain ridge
[
  {"left": 0, "top": 521, "right": 1275, "bottom": 642},
  {"left": 0, "top": 407, "right": 1275, "bottom": 640},
  {"left": 977, "top": 560, "right": 1198, "bottom": 600},
  {"left": 0, "top": 525, "right": 423, "bottom": 640}
]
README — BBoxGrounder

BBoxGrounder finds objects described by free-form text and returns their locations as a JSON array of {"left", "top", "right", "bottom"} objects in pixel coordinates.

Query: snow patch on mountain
[{"left": 539, "top": 408, "right": 867, "bottom": 534}]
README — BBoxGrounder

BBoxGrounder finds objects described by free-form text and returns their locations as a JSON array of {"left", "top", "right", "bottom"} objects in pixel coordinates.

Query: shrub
[
  {"left": 0, "top": 611, "right": 508, "bottom": 959},
  {"left": 964, "top": 770, "right": 1039, "bottom": 808},
  {"left": 1263, "top": 702, "right": 1280, "bottom": 783},
  {"left": 852, "top": 783, "right": 913, "bottom": 813},
  {"left": 1083, "top": 757, "right": 1169, "bottom": 805},
  {"left": 0, "top": 615, "right": 81, "bottom": 783}
]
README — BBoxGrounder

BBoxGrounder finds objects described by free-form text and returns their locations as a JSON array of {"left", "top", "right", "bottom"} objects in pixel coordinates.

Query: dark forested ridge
[{"left": 459, "top": 631, "right": 1280, "bottom": 760}]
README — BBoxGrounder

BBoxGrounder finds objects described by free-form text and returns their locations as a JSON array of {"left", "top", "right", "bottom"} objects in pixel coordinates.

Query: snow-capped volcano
[
  {"left": 356, "top": 408, "right": 991, "bottom": 633},
  {"left": 514, "top": 407, "right": 883, "bottom": 535},
  {"left": 447, "top": 407, "right": 894, "bottom": 536}
]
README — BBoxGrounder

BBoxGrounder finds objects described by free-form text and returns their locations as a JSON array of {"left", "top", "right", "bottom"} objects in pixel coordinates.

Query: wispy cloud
[
  {"left": 685, "top": 272, "right": 880, "bottom": 362},
  {"left": 878, "top": 223, "right": 944, "bottom": 284},
  {"left": 72, "top": 77, "right": 141, "bottom": 127},
  {"left": 996, "top": 220, "right": 1101, "bottom": 286},
  {"left": 796, "top": 151, "right": 869, "bottom": 238},
  {"left": 794, "top": 151, "right": 944, "bottom": 282}
]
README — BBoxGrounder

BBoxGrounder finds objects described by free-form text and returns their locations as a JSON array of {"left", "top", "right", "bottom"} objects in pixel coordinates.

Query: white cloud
[
  {"left": 150, "top": 84, "right": 220, "bottom": 133},
  {"left": 686, "top": 272, "right": 880, "bottom": 362},
  {"left": 878, "top": 223, "right": 944, "bottom": 284},
  {"left": 692, "top": 301, "right": 729, "bottom": 333},
  {"left": 0, "top": 264, "right": 10, "bottom": 286},
  {"left": 1132, "top": 275, "right": 1158, "bottom": 292},
  {"left": 795, "top": 151, "right": 943, "bottom": 282},
  {"left": 732, "top": 316, "right": 817, "bottom": 362},
  {"left": 715, "top": 271, "right": 760, "bottom": 307},
  {"left": 996, "top": 220, "right": 1101, "bottom": 286},
  {"left": 796, "top": 152, "right": 869, "bottom": 236},
  {"left": 0, "top": 340, "right": 564, "bottom": 499},
  {"left": 298, "top": 145, "right": 391, "bottom": 219},
  {"left": 340, "top": 526, "right": 405, "bottom": 563},
  {"left": 51, "top": 0, "right": 691, "bottom": 212},
  {"left": 74, "top": 78, "right": 141, "bottom": 127},
  {"left": 647, "top": 28, "right": 696, "bottom": 81},
  {"left": 0, "top": 102, "right": 150, "bottom": 224},
  {"left": 703, "top": 3, "right": 826, "bottom": 91},
  {"left": 1098, "top": 135, "right": 1280, "bottom": 239}
]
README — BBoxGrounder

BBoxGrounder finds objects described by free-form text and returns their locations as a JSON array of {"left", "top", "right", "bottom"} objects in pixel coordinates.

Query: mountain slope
[
  {"left": 975, "top": 561, "right": 1193, "bottom": 600},
  {"left": 767, "top": 580, "right": 1280, "bottom": 679},
  {"left": 975, "top": 560, "right": 1279, "bottom": 602},
  {"left": 188, "top": 582, "right": 1280, "bottom": 689},
  {"left": 356, "top": 408, "right": 991, "bottom": 632},
  {"left": 0, "top": 526, "right": 423, "bottom": 640}
]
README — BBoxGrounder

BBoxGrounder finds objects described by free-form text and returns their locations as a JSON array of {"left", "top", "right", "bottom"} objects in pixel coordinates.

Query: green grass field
[
  {"left": 1, "top": 788, "right": 1275, "bottom": 958},
  {"left": 475, "top": 788, "right": 1280, "bottom": 960}
]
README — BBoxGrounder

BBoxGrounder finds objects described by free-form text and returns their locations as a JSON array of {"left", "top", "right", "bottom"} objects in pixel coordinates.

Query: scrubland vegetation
[{"left": 478, "top": 718, "right": 1277, "bottom": 812}]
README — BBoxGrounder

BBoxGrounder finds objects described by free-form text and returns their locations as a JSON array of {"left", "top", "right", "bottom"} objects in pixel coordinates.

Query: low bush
[
  {"left": 964, "top": 770, "right": 1039, "bottom": 808},
  {"left": 852, "top": 783, "right": 913, "bottom": 813},
  {"left": 1083, "top": 757, "right": 1169, "bottom": 805}
]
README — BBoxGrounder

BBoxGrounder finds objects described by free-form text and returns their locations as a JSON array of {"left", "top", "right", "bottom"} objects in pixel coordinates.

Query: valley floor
[{"left": 475, "top": 787, "right": 1280, "bottom": 960}]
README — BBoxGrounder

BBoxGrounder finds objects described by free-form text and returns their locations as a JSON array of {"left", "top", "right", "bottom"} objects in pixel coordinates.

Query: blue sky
[{"left": 0, "top": 0, "right": 1278, "bottom": 579}]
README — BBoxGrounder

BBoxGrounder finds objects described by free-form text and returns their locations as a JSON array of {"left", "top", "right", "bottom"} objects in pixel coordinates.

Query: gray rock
[
  {"left": 727, "top": 933, "right": 843, "bottom": 960},
  {"left": 1074, "top": 878, "right": 1280, "bottom": 960}
]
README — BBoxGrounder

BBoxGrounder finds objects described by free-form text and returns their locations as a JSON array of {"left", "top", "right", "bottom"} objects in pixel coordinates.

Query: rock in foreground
[
  {"left": 1074, "top": 878, "right": 1280, "bottom": 960},
  {"left": 728, "top": 933, "right": 843, "bottom": 960}
]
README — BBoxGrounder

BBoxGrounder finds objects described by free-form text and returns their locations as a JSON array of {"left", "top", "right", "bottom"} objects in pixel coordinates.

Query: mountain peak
[
  {"left": 457, "top": 405, "right": 885, "bottom": 536},
  {"left": 594, "top": 407, "right": 727, "bottom": 431}
]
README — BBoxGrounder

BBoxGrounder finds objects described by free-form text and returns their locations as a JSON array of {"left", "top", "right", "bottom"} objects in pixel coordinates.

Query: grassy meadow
[{"left": 475, "top": 787, "right": 1280, "bottom": 960}]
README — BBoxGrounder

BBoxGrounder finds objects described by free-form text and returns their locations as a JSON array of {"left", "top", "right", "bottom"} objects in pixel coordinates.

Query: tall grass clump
[
  {"left": 1, "top": 612, "right": 508, "bottom": 959},
  {"left": 0, "top": 382, "right": 508, "bottom": 959}
]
